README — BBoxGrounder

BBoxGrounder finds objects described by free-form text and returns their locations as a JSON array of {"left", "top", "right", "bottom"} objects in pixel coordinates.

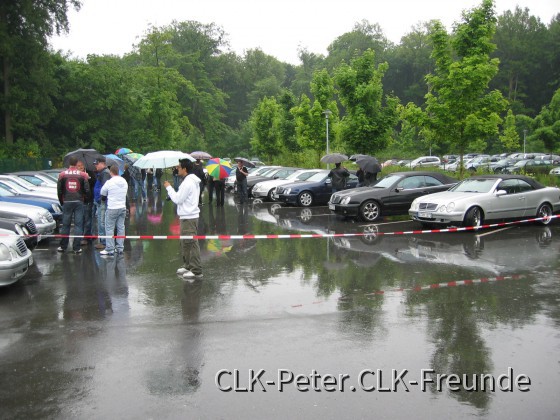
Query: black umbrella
[
  {"left": 63, "top": 148, "right": 102, "bottom": 172},
  {"left": 355, "top": 156, "right": 382, "bottom": 174},
  {"left": 234, "top": 157, "right": 256, "bottom": 168},
  {"left": 349, "top": 154, "right": 369, "bottom": 162},
  {"left": 320, "top": 153, "right": 348, "bottom": 164}
]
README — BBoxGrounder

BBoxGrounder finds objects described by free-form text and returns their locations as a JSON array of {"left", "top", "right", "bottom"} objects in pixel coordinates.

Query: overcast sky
[{"left": 49, "top": 0, "right": 558, "bottom": 64}]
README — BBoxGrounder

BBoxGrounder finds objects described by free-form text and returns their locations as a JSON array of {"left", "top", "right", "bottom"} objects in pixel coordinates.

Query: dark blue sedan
[
  {"left": 0, "top": 185, "right": 63, "bottom": 221},
  {"left": 273, "top": 170, "right": 359, "bottom": 207}
]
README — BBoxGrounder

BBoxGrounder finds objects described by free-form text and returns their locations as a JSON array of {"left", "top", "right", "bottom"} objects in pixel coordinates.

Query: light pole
[
  {"left": 323, "top": 109, "right": 332, "bottom": 168},
  {"left": 523, "top": 129, "right": 527, "bottom": 155}
]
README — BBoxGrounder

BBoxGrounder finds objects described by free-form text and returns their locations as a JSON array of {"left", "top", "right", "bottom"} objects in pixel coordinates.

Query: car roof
[{"left": 467, "top": 174, "right": 545, "bottom": 189}]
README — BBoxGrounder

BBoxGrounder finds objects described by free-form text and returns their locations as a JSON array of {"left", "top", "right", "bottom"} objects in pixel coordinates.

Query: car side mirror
[
  {"left": 325, "top": 179, "right": 331, "bottom": 184},
  {"left": 495, "top": 190, "right": 507, "bottom": 196},
  {"left": 395, "top": 187, "right": 403, "bottom": 192}
]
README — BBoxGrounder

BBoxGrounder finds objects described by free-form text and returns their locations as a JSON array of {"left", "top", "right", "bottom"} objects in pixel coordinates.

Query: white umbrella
[{"left": 133, "top": 151, "right": 195, "bottom": 169}]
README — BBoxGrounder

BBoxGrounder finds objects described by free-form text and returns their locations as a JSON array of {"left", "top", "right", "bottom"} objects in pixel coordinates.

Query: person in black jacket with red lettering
[{"left": 57, "top": 156, "right": 91, "bottom": 254}]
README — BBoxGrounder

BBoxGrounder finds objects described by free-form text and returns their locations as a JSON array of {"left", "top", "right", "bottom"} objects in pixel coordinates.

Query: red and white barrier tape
[{"left": 1, "top": 215, "right": 557, "bottom": 241}]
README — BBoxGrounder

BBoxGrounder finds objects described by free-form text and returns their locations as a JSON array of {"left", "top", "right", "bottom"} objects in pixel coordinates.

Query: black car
[
  {"left": 328, "top": 171, "right": 458, "bottom": 222},
  {"left": 0, "top": 213, "right": 39, "bottom": 250},
  {"left": 274, "top": 170, "right": 359, "bottom": 207}
]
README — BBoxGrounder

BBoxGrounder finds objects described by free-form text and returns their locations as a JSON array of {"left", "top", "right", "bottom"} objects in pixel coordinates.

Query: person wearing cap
[{"left": 93, "top": 156, "right": 111, "bottom": 249}]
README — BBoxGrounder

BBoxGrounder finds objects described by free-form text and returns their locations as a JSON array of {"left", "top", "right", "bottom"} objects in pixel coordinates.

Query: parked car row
[{"left": 0, "top": 169, "right": 63, "bottom": 287}]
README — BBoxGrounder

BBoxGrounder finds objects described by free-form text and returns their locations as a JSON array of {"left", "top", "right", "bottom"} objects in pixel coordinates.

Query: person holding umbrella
[
  {"left": 235, "top": 159, "right": 250, "bottom": 204},
  {"left": 163, "top": 159, "right": 203, "bottom": 280},
  {"left": 328, "top": 162, "right": 350, "bottom": 193}
]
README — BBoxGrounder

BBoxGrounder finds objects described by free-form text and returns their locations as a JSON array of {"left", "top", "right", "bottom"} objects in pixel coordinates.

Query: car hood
[
  {"left": 332, "top": 186, "right": 378, "bottom": 198},
  {"left": 416, "top": 191, "right": 482, "bottom": 204}
]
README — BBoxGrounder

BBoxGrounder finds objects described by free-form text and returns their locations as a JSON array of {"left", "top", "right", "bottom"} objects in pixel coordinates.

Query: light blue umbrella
[{"left": 104, "top": 153, "right": 125, "bottom": 175}]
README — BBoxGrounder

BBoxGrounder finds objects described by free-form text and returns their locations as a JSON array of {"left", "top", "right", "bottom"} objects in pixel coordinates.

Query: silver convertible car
[{"left": 409, "top": 175, "right": 560, "bottom": 228}]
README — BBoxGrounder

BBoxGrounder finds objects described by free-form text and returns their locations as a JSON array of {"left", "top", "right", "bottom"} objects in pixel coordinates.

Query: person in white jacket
[
  {"left": 164, "top": 159, "right": 203, "bottom": 279},
  {"left": 99, "top": 165, "right": 128, "bottom": 256}
]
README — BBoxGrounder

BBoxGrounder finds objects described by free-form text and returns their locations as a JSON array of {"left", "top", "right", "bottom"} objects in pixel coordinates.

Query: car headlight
[
  {"left": 22, "top": 227, "right": 30, "bottom": 235},
  {"left": 410, "top": 201, "right": 419, "bottom": 211},
  {"left": 53, "top": 204, "right": 62, "bottom": 213},
  {"left": 14, "top": 224, "right": 25, "bottom": 236},
  {"left": 38, "top": 211, "right": 49, "bottom": 224},
  {"left": 0, "top": 244, "right": 12, "bottom": 261},
  {"left": 284, "top": 188, "right": 291, "bottom": 195},
  {"left": 253, "top": 185, "right": 262, "bottom": 192},
  {"left": 341, "top": 197, "right": 351, "bottom": 205},
  {"left": 437, "top": 202, "right": 455, "bottom": 212}
]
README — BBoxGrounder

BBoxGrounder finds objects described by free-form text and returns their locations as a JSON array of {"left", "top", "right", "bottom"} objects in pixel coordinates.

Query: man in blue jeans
[
  {"left": 100, "top": 165, "right": 128, "bottom": 256},
  {"left": 57, "top": 156, "right": 90, "bottom": 254},
  {"left": 93, "top": 157, "right": 111, "bottom": 249}
]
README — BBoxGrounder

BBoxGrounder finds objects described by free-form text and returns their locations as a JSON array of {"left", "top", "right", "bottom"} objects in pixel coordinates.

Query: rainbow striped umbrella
[
  {"left": 206, "top": 158, "right": 233, "bottom": 179},
  {"left": 115, "top": 147, "right": 133, "bottom": 155}
]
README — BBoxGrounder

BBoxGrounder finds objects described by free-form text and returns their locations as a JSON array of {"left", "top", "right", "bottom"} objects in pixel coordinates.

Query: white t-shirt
[{"left": 100, "top": 175, "right": 128, "bottom": 209}]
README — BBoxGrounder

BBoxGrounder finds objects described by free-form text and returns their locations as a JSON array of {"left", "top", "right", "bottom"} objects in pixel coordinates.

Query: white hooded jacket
[{"left": 165, "top": 173, "right": 201, "bottom": 219}]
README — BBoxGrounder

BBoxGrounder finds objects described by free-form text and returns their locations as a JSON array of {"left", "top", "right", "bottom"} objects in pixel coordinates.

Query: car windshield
[
  {"left": 306, "top": 172, "right": 328, "bottom": 182},
  {"left": 295, "top": 171, "right": 318, "bottom": 181},
  {"left": 449, "top": 178, "right": 497, "bottom": 193},
  {"left": 372, "top": 174, "right": 401, "bottom": 188},
  {"left": 0, "top": 176, "right": 35, "bottom": 190},
  {"left": 0, "top": 186, "right": 16, "bottom": 197},
  {"left": 0, "top": 179, "right": 31, "bottom": 192}
]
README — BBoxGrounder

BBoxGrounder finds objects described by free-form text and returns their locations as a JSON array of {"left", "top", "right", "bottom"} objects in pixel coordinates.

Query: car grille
[
  {"left": 45, "top": 212, "right": 54, "bottom": 222},
  {"left": 330, "top": 194, "right": 341, "bottom": 204},
  {"left": 16, "top": 237, "right": 27, "bottom": 255},
  {"left": 418, "top": 203, "right": 439, "bottom": 211},
  {"left": 26, "top": 220, "right": 37, "bottom": 235}
]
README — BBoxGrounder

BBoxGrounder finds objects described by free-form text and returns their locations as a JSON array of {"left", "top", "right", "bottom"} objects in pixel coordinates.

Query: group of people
[
  {"left": 57, "top": 155, "right": 127, "bottom": 256},
  {"left": 57, "top": 155, "right": 210, "bottom": 280}
]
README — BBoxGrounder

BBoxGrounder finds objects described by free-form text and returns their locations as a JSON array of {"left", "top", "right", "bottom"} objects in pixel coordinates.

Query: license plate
[
  {"left": 419, "top": 211, "right": 432, "bottom": 218},
  {"left": 328, "top": 204, "right": 335, "bottom": 210}
]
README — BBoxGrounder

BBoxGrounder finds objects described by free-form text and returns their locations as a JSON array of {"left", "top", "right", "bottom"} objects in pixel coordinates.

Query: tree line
[{"left": 0, "top": 0, "right": 558, "bottom": 165}]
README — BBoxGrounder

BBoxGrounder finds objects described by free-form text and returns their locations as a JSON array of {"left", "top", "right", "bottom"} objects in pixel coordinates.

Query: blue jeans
[
  {"left": 59, "top": 201, "right": 84, "bottom": 251},
  {"left": 95, "top": 201, "right": 107, "bottom": 245},
  {"left": 104, "top": 207, "right": 126, "bottom": 253},
  {"left": 131, "top": 177, "right": 146, "bottom": 200}
]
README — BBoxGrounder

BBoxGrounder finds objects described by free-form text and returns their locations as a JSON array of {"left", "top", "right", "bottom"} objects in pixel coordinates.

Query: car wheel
[
  {"left": 267, "top": 189, "right": 274, "bottom": 201},
  {"left": 297, "top": 191, "right": 313, "bottom": 207},
  {"left": 463, "top": 206, "right": 483, "bottom": 228},
  {"left": 270, "top": 203, "right": 282, "bottom": 215},
  {"left": 359, "top": 200, "right": 381, "bottom": 222},
  {"left": 359, "top": 224, "right": 380, "bottom": 245},
  {"left": 536, "top": 203, "right": 553, "bottom": 225}
]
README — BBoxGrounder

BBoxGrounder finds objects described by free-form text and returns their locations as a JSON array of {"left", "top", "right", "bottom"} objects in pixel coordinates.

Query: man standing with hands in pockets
[{"left": 164, "top": 159, "right": 203, "bottom": 280}]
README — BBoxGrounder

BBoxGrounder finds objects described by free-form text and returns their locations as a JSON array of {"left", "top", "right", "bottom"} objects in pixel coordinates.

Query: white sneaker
[
  {"left": 182, "top": 271, "right": 195, "bottom": 279},
  {"left": 176, "top": 267, "right": 189, "bottom": 275}
]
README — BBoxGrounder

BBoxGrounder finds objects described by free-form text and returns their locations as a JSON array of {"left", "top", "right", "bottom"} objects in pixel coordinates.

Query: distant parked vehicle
[
  {"left": 408, "top": 156, "right": 441, "bottom": 169},
  {"left": 503, "top": 159, "right": 557, "bottom": 175}
]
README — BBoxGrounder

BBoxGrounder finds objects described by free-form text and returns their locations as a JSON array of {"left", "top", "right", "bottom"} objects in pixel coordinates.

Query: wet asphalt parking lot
[{"left": 1, "top": 191, "right": 559, "bottom": 418}]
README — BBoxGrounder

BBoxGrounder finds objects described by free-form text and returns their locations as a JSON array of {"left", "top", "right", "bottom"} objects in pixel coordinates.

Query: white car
[
  {"left": 0, "top": 202, "right": 56, "bottom": 239},
  {"left": 550, "top": 167, "right": 560, "bottom": 176},
  {"left": 409, "top": 174, "right": 560, "bottom": 228},
  {"left": 252, "top": 169, "right": 321, "bottom": 201},
  {"left": 0, "top": 177, "right": 58, "bottom": 200},
  {"left": 0, "top": 228, "right": 33, "bottom": 286},
  {"left": 408, "top": 156, "right": 441, "bottom": 168}
]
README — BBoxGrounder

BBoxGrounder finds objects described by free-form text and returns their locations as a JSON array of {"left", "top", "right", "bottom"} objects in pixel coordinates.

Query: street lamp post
[
  {"left": 323, "top": 109, "right": 332, "bottom": 168},
  {"left": 523, "top": 129, "right": 527, "bottom": 155}
]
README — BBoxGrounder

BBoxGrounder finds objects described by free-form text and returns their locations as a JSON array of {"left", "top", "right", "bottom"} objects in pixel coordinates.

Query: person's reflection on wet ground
[
  {"left": 62, "top": 251, "right": 112, "bottom": 321},
  {"left": 237, "top": 203, "right": 249, "bottom": 234},
  {"left": 101, "top": 253, "right": 129, "bottom": 318}
]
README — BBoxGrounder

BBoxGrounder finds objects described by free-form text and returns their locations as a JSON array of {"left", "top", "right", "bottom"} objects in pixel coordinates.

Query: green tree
[
  {"left": 334, "top": 49, "right": 399, "bottom": 154},
  {"left": 249, "top": 96, "right": 282, "bottom": 161},
  {"left": 499, "top": 109, "right": 521, "bottom": 151},
  {"left": 532, "top": 88, "right": 560, "bottom": 153},
  {"left": 1, "top": 0, "right": 81, "bottom": 145},
  {"left": 420, "top": 0, "right": 507, "bottom": 173}
]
